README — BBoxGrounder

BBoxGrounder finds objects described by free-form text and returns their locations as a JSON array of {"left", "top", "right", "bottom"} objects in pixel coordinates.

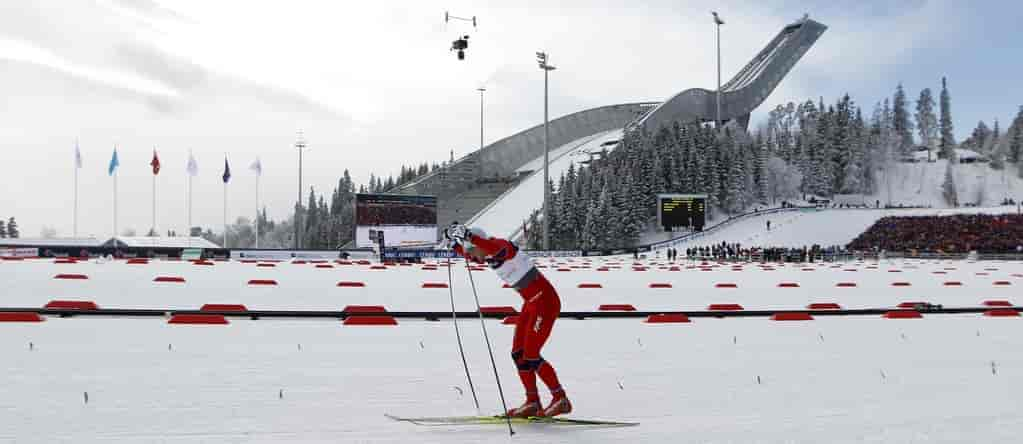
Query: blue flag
[
  {"left": 108, "top": 148, "right": 120, "bottom": 176},
  {"left": 222, "top": 157, "right": 231, "bottom": 183}
]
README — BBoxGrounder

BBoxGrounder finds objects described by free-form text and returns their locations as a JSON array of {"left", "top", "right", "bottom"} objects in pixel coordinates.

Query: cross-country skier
[{"left": 445, "top": 222, "right": 572, "bottom": 418}]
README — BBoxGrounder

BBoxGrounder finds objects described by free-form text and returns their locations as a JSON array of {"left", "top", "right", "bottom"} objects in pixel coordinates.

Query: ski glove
[{"left": 447, "top": 223, "right": 468, "bottom": 242}]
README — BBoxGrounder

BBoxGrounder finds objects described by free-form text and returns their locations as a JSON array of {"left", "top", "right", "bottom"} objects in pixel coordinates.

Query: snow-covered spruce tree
[
  {"left": 893, "top": 83, "right": 915, "bottom": 156},
  {"left": 1009, "top": 106, "right": 1023, "bottom": 163},
  {"left": 942, "top": 161, "right": 958, "bottom": 207},
  {"left": 915, "top": 87, "right": 938, "bottom": 161},
  {"left": 939, "top": 77, "right": 956, "bottom": 159}
]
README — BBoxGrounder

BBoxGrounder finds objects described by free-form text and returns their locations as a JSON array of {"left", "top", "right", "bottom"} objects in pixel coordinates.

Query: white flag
[
  {"left": 74, "top": 142, "right": 82, "bottom": 169},
  {"left": 186, "top": 152, "right": 198, "bottom": 177},
  {"left": 249, "top": 158, "right": 262, "bottom": 176}
]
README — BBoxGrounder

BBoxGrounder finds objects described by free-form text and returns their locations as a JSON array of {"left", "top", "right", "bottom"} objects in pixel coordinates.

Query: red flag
[{"left": 150, "top": 150, "right": 161, "bottom": 175}]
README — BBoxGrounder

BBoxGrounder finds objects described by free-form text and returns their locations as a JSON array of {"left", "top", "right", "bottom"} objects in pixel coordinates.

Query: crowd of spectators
[
  {"left": 681, "top": 242, "right": 847, "bottom": 263},
  {"left": 847, "top": 214, "right": 1023, "bottom": 254}
]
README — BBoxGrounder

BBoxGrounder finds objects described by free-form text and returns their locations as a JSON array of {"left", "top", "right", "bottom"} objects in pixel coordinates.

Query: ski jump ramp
[{"left": 396, "top": 17, "right": 826, "bottom": 237}]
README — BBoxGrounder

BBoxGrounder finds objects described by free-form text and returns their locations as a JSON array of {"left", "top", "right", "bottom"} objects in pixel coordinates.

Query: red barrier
[
  {"left": 154, "top": 276, "right": 186, "bottom": 283},
  {"left": 343, "top": 316, "right": 398, "bottom": 326},
  {"left": 126, "top": 258, "right": 149, "bottom": 265},
  {"left": 192, "top": 260, "right": 214, "bottom": 266},
  {"left": 715, "top": 283, "right": 738, "bottom": 288},
  {"left": 336, "top": 281, "right": 366, "bottom": 287},
  {"left": 984, "top": 309, "right": 1020, "bottom": 317},
  {"left": 983, "top": 300, "right": 1012, "bottom": 307},
  {"left": 53, "top": 274, "right": 88, "bottom": 280},
  {"left": 771, "top": 312, "right": 814, "bottom": 321},
  {"left": 598, "top": 304, "right": 636, "bottom": 311},
  {"left": 0, "top": 312, "right": 45, "bottom": 322},
  {"left": 708, "top": 303, "right": 743, "bottom": 311},
  {"left": 422, "top": 282, "right": 449, "bottom": 289},
  {"left": 648, "top": 283, "right": 672, "bottom": 288},
  {"left": 807, "top": 303, "right": 842, "bottom": 310},
  {"left": 54, "top": 259, "right": 77, "bottom": 264},
  {"left": 256, "top": 263, "right": 276, "bottom": 268},
  {"left": 480, "top": 306, "right": 517, "bottom": 315},
  {"left": 632, "top": 267, "right": 647, "bottom": 271},
  {"left": 777, "top": 282, "right": 800, "bottom": 288},
  {"left": 943, "top": 281, "right": 962, "bottom": 286},
  {"left": 645, "top": 313, "right": 691, "bottom": 323},
  {"left": 169, "top": 314, "right": 229, "bottom": 325},
  {"left": 596, "top": 267, "right": 610, "bottom": 272},
  {"left": 292, "top": 260, "right": 308, "bottom": 265},
  {"left": 343, "top": 305, "right": 387, "bottom": 313},
  {"left": 44, "top": 300, "right": 98, "bottom": 310},
  {"left": 835, "top": 282, "right": 857, "bottom": 288},
  {"left": 370, "top": 265, "right": 388, "bottom": 270},
  {"left": 248, "top": 279, "right": 278, "bottom": 286},
  {"left": 884, "top": 311, "right": 922, "bottom": 319},
  {"left": 315, "top": 264, "right": 334, "bottom": 269},
  {"left": 577, "top": 283, "right": 603, "bottom": 289},
  {"left": 200, "top": 304, "right": 248, "bottom": 312}
]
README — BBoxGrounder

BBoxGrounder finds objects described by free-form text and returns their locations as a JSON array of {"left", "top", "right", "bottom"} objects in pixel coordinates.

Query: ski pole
[
  {"left": 464, "top": 260, "right": 514, "bottom": 436},
  {"left": 446, "top": 252, "right": 480, "bottom": 412}
]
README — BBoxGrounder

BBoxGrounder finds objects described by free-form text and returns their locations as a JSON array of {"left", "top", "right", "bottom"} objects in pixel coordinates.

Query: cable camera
[{"left": 451, "top": 36, "right": 469, "bottom": 60}]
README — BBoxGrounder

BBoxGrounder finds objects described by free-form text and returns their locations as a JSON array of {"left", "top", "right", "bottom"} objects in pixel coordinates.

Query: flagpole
[
  {"left": 152, "top": 170, "right": 156, "bottom": 236},
  {"left": 254, "top": 175, "right": 259, "bottom": 249},
  {"left": 74, "top": 141, "right": 79, "bottom": 237},
  {"left": 114, "top": 167, "right": 118, "bottom": 237},
  {"left": 223, "top": 180, "right": 228, "bottom": 249},
  {"left": 188, "top": 171, "right": 193, "bottom": 247}
]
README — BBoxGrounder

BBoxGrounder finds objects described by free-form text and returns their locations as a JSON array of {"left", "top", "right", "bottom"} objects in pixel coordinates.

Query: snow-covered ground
[
  {"left": 2, "top": 258, "right": 1022, "bottom": 442},
  {"left": 470, "top": 130, "right": 623, "bottom": 239}
]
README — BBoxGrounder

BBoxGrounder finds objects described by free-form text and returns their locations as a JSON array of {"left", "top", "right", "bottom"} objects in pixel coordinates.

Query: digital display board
[
  {"left": 354, "top": 193, "right": 437, "bottom": 248},
  {"left": 657, "top": 194, "right": 707, "bottom": 232}
]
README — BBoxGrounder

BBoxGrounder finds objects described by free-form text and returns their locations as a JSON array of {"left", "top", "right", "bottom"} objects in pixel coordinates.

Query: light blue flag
[{"left": 108, "top": 148, "right": 120, "bottom": 176}]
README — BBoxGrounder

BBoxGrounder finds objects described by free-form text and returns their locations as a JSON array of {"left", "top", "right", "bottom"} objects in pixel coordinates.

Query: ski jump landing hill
[{"left": 393, "top": 16, "right": 827, "bottom": 239}]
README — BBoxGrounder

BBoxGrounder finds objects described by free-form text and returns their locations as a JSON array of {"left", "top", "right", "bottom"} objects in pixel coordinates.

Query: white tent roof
[
  {"left": 104, "top": 236, "right": 222, "bottom": 249},
  {"left": 0, "top": 237, "right": 105, "bottom": 247}
]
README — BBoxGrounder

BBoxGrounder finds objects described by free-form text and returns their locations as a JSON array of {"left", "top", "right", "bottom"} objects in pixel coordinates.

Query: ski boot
[
  {"left": 543, "top": 395, "right": 572, "bottom": 417},
  {"left": 506, "top": 400, "right": 543, "bottom": 418}
]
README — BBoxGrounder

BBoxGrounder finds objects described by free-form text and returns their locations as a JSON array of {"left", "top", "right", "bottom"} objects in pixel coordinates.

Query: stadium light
[
  {"left": 712, "top": 12, "right": 725, "bottom": 129},
  {"left": 295, "top": 132, "right": 307, "bottom": 249},
  {"left": 537, "top": 52, "right": 556, "bottom": 250}
]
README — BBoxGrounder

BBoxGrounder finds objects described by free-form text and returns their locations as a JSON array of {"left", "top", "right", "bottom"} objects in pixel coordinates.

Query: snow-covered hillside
[
  {"left": 469, "top": 130, "right": 623, "bottom": 239},
  {"left": 876, "top": 159, "right": 1023, "bottom": 208}
]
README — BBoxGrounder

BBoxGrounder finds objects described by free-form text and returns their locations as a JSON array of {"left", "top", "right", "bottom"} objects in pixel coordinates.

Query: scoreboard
[{"left": 657, "top": 194, "right": 707, "bottom": 232}]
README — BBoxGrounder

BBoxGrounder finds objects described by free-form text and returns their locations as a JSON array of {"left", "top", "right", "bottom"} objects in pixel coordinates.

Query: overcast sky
[{"left": 1, "top": 0, "right": 1020, "bottom": 238}]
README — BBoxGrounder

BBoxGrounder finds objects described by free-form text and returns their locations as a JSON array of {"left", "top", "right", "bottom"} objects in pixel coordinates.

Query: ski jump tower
[
  {"left": 635, "top": 16, "right": 827, "bottom": 132},
  {"left": 395, "top": 16, "right": 826, "bottom": 235}
]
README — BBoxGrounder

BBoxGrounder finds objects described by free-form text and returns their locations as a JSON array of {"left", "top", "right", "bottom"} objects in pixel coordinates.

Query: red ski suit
[{"left": 454, "top": 233, "right": 564, "bottom": 402}]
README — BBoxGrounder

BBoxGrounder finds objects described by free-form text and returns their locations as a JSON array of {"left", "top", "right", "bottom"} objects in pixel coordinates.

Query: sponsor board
[
  {"left": 0, "top": 247, "right": 38, "bottom": 258},
  {"left": 231, "top": 250, "right": 347, "bottom": 261}
]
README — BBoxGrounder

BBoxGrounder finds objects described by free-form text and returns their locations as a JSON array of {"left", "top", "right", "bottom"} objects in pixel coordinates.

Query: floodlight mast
[{"left": 536, "top": 51, "right": 556, "bottom": 250}]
